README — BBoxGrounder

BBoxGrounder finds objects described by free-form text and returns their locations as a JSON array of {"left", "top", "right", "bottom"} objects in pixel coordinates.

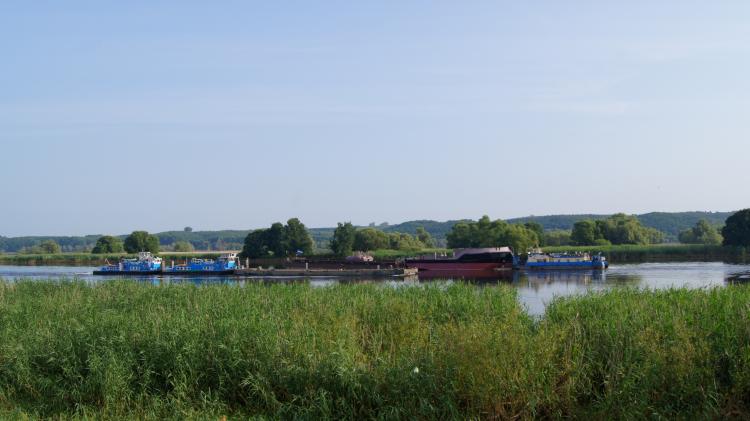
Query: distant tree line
[
  {"left": 90, "top": 231, "right": 160, "bottom": 254},
  {"left": 18, "top": 240, "right": 62, "bottom": 254},
  {"left": 678, "top": 220, "right": 723, "bottom": 245},
  {"left": 123, "top": 231, "right": 160, "bottom": 253},
  {"left": 570, "top": 214, "right": 664, "bottom": 246},
  {"left": 1, "top": 236, "right": 99, "bottom": 253},
  {"left": 542, "top": 230, "right": 573, "bottom": 246},
  {"left": 445, "top": 216, "right": 542, "bottom": 253},
  {"left": 7, "top": 210, "right": 750, "bottom": 257},
  {"left": 172, "top": 241, "right": 195, "bottom": 252},
  {"left": 327, "top": 223, "right": 435, "bottom": 257},
  {"left": 91, "top": 236, "right": 124, "bottom": 253}
]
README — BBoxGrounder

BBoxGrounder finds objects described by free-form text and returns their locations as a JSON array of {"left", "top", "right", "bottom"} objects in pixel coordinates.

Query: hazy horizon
[
  {"left": 2, "top": 2, "right": 749, "bottom": 237},
  {"left": 0, "top": 209, "right": 737, "bottom": 238}
]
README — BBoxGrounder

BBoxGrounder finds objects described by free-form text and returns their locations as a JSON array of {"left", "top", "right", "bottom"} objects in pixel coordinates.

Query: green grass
[{"left": 1, "top": 281, "right": 750, "bottom": 419}]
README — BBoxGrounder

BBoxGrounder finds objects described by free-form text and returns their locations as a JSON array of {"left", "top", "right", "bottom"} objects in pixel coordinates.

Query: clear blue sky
[{"left": 1, "top": 2, "right": 748, "bottom": 236}]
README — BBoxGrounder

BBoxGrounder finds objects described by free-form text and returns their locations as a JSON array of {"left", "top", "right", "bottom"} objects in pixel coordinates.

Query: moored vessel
[
  {"left": 94, "top": 252, "right": 163, "bottom": 275},
  {"left": 405, "top": 247, "right": 517, "bottom": 275},
  {"left": 163, "top": 253, "right": 238, "bottom": 275},
  {"left": 524, "top": 248, "right": 608, "bottom": 270}
]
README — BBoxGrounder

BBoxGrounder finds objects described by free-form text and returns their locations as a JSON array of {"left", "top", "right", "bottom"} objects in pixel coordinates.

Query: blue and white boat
[
  {"left": 524, "top": 248, "right": 608, "bottom": 270},
  {"left": 94, "top": 252, "right": 163, "bottom": 275},
  {"left": 164, "top": 253, "right": 238, "bottom": 275}
]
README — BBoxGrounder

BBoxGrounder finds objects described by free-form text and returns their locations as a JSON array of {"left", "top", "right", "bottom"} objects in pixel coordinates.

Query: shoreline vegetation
[
  {"left": 1, "top": 244, "right": 748, "bottom": 266},
  {"left": 544, "top": 243, "right": 749, "bottom": 263},
  {"left": 0, "top": 281, "right": 748, "bottom": 418},
  {"left": 0, "top": 211, "right": 735, "bottom": 253},
  {"left": 2, "top": 209, "right": 749, "bottom": 266}
]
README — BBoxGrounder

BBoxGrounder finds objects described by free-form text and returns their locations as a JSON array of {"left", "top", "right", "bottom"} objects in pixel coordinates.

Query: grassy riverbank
[
  {"left": 0, "top": 281, "right": 749, "bottom": 419},
  {"left": 544, "top": 243, "right": 749, "bottom": 263}
]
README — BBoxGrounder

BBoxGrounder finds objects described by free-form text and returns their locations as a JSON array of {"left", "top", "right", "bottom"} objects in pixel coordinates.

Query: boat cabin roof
[{"left": 453, "top": 247, "right": 513, "bottom": 259}]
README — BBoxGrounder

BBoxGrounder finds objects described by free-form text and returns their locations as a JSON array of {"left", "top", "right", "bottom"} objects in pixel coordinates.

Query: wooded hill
[{"left": 0, "top": 211, "right": 734, "bottom": 252}]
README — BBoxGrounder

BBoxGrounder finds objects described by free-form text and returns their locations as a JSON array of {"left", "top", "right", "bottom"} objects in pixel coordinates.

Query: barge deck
[{"left": 233, "top": 267, "right": 418, "bottom": 277}]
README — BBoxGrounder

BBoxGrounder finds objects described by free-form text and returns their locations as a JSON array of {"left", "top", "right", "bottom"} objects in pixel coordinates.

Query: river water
[{"left": 2, "top": 262, "right": 749, "bottom": 315}]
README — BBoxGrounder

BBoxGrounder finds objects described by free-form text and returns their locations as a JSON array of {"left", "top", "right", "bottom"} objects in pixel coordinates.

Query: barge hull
[
  {"left": 525, "top": 262, "right": 607, "bottom": 270},
  {"left": 163, "top": 270, "right": 235, "bottom": 275},
  {"left": 234, "top": 268, "right": 418, "bottom": 277},
  {"left": 93, "top": 270, "right": 162, "bottom": 275},
  {"left": 406, "top": 262, "right": 514, "bottom": 272}
]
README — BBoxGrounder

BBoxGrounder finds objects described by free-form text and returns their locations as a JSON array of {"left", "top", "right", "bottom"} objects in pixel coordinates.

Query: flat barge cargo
[{"left": 234, "top": 267, "right": 418, "bottom": 277}]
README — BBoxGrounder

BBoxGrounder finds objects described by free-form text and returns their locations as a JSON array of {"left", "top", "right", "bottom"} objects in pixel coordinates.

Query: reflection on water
[{"left": 2, "top": 262, "right": 750, "bottom": 316}]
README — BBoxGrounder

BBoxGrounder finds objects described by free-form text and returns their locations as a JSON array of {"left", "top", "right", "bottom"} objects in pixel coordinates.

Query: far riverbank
[
  {"left": 544, "top": 244, "right": 749, "bottom": 263},
  {"left": 0, "top": 244, "right": 747, "bottom": 266}
]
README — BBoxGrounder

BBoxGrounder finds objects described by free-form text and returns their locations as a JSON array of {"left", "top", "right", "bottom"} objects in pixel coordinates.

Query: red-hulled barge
[{"left": 405, "top": 247, "right": 517, "bottom": 274}]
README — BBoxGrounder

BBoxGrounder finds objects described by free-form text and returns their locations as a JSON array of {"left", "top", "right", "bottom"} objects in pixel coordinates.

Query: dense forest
[
  {"left": 0, "top": 211, "right": 734, "bottom": 253},
  {"left": 508, "top": 211, "right": 732, "bottom": 240}
]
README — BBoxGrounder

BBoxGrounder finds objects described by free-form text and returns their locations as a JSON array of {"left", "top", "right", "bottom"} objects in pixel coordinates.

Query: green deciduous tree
[
  {"left": 679, "top": 219, "right": 723, "bottom": 245},
  {"left": 570, "top": 214, "right": 664, "bottom": 246},
  {"left": 330, "top": 222, "right": 356, "bottom": 257},
  {"left": 91, "top": 236, "right": 125, "bottom": 254},
  {"left": 722, "top": 209, "right": 750, "bottom": 247},
  {"left": 544, "top": 230, "right": 572, "bottom": 246},
  {"left": 239, "top": 219, "right": 314, "bottom": 259},
  {"left": 285, "top": 218, "right": 314, "bottom": 256},
  {"left": 571, "top": 220, "right": 601, "bottom": 245},
  {"left": 266, "top": 223, "right": 287, "bottom": 257},
  {"left": 173, "top": 241, "right": 195, "bottom": 252},
  {"left": 39, "top": 240, "right": 61, "bottom": 254},
  {"left": 387, "top": 232, "right": 425, "bottom": 251},
  {"left": 446, "top": 216, "right": 540, "bottom": 253},
  {"left": 415, "top": 226, "right": 435, "bottom": 248},
  {"left": 240, "top": 230, "right": 269, "bottom": 259},
  {"left": 353, "top": 228, "right": 390, "bottom": 251},
  {"left": 524, "top": 222, "right": 545, "bottom": 246},
  {"left": 123, "top": 231, "right": 160, "bottom": 254}
]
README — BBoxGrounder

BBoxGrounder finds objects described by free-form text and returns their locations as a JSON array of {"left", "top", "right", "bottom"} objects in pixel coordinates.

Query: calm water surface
[{"left": 2, "top": 262, "right": 749, "bottom": 315}]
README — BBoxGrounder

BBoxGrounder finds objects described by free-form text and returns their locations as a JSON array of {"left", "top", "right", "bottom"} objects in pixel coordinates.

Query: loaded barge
[
  {"left": 93, "top": 252, "right": 163, "bottom": 275},
  {"left": 523, "top": 248, "right": 608, "bottom": 270},
  {"left": 233, "top": 267, "right": 418, "bottom": 277},
  {"left": 94, "top": 252, "right": 414, "bottom": 277},
  {"left": 163, "top": 253, "right": 238, "bottom": 275},
  {"left": 94, "top": 248, "right": 608, "bottom": 277},
  {"left": 404, "top": 247, "right": 609, "bottom": 275},
  {"left": 405, "top": 247, "right": 518, "bottom": 277}
]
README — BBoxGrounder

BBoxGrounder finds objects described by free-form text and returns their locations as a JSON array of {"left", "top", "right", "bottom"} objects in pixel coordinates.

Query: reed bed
[{"left": 0, "top": 281, "right": 748, "bottom": 419}]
